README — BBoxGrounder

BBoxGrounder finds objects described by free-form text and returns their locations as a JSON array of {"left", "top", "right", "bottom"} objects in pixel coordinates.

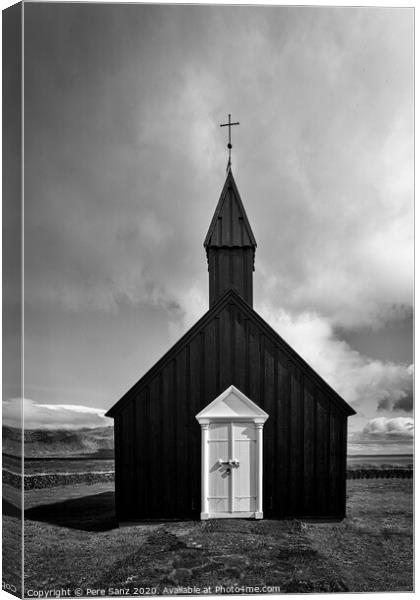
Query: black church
[{"left": 106, "top": 164, "right": 355, "bottom": 522}]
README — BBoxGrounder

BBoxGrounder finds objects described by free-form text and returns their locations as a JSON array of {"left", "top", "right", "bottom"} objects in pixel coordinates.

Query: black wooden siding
[
  {"left": 114, "top": 299, "right": 349, "bottom": 521},
  {"left": 208, "top": 247, "right": 254, "bottom": 307}
]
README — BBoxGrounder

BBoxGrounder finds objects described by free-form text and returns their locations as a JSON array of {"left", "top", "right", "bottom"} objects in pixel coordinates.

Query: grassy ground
[
  {"left": 2, "top": 483, "right": 22, "bottom": 597},
  {"left": 2, "top": 478, "right": 413, "bottom": 596}
]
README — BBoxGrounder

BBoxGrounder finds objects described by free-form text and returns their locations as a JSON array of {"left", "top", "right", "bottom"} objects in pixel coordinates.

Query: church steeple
[{"left": 204, "top": 170, "right": 257, "bottom": 307}]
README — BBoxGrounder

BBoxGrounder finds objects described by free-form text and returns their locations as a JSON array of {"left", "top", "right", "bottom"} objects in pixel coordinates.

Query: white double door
[{"left": 207, "top": 421, "right": 257, "bottom": 517}]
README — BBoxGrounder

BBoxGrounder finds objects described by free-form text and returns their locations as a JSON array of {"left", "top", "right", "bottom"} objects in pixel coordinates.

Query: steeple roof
[{"left": 204, "top": 170, "right": 257, "bottom": 250}]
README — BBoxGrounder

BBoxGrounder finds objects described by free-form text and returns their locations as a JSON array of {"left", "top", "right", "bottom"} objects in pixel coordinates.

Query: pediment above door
[{"left": 195, "top": 385, "right": 269, "bottom": 424}]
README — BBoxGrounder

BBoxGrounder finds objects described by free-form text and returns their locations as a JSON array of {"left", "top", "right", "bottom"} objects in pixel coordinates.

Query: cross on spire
[{"left": 220, "top": 113, "right": 240, "bottom": 172}]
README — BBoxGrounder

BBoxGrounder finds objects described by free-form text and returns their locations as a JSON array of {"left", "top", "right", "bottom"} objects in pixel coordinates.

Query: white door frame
[{"left": 195, "top": 385, "right": 269, "bottom": 520}]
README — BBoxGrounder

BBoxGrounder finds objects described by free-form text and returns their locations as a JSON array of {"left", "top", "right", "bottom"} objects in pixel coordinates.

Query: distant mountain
[{"left": 2, "top": 425, "right": 114, "bottom": 458}]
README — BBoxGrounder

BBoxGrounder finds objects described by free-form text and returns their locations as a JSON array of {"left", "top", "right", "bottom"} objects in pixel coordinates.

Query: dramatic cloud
[
  {"left": 3, "top": 398, "right": 113, "bottom": 430},
  {"left": 258, "top": 304, "right": 412, "bottom": 423},
  {"left": 22, "top": 5, "right": 412, "bottom": 328}
]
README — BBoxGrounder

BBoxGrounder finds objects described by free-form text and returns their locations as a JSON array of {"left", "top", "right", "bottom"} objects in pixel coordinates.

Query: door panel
[
  {"left": 208, "top": 423, "right": 230, "bottom": 513},
  {"left": 234, "top": 423, "right": 256, "bottom": 512}
]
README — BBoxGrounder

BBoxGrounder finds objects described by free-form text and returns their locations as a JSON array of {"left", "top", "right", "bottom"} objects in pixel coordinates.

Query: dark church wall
[{"left": 114, "top": 300, "right": 348, "bottom": 522}]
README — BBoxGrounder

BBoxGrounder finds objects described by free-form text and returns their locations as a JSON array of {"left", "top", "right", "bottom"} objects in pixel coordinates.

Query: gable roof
[
  {"left": 106, "top": 289, "right": 356, "bottom": 418},
  {"left": 204, "top": 170, "right": 257, "bottom": 250}
]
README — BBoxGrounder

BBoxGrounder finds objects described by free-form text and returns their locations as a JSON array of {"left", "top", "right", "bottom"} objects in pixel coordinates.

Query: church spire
[{"left": 204, "top": 170, "right": 257, "bottom": 307}]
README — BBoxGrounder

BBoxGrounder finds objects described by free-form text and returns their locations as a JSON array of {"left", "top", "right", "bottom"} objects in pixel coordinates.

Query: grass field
[{"left": 2, "top": 478, "right": 413, "bottom": 596}]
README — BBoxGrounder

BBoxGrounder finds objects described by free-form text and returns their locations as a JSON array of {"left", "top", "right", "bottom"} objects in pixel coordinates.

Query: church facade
[{"left": 106, "top": 170, "right": 355, "bottom": 522}]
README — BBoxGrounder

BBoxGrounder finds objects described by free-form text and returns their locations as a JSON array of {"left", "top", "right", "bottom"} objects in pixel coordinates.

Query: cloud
[
  {"left": 3, "top": 398, "right": 113, "bottom": 430},
  {"left": 246, "top": 9, "right": 413, "bottom": 331},
  {"left": 348, "top": 417, "right": 413, "bottom": 454},
  {"left": 258, "top": 304, "right": 413, "bottom": 418},
  {"left": 377, "top": 398, "right": 391, "bottom": 411},
  {"left": 23, "top": 6, "right": 412, "bottom": 331},
  {"left": 393, "top": 395, "right": 413, "bottom": 412},
  {"left": 362, "top": 417, "right": 413, "bottom": 437},
  {"left": 377, "top": 393, "right": 413, "bottom": 413}
]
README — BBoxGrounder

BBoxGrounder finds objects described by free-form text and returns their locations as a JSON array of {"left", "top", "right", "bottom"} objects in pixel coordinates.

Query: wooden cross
[{"left": 220, "top": 114, "right": 240, "bottom": 171}]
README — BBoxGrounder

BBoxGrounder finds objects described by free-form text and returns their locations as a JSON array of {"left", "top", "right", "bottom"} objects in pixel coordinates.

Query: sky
[{"left": 3, "top": 4, "right": 413, "bottom": 454}]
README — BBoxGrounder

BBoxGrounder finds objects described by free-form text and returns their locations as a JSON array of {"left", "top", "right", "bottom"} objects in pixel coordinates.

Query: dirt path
[{"left": 94, "top": 519, "right": 349, "bottom": 594}]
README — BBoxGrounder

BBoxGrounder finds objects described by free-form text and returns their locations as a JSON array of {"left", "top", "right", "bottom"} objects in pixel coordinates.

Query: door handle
[{"left": 217, "top": 458, "right": 240, "bottom": 467}]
